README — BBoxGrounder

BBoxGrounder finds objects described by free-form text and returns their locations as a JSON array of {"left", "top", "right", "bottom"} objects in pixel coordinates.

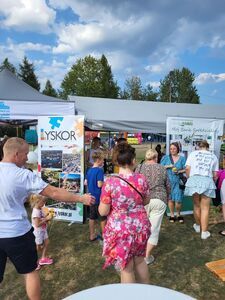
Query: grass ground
[{"left": 1, "top": 214, "right": 225, "bottom": 300}]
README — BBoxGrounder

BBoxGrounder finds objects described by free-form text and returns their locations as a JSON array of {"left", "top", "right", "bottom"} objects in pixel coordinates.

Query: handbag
[
  {"left": 169, "top": 155, "right": 187, "bottom": 190},
  {"left": 179, "top": 173, "right": 187, "bottom": 190}
]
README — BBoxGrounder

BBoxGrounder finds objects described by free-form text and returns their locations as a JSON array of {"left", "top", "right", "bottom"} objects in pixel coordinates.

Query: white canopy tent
[
  {"left": 0, "top": 69, "right": 75, "bottom": 123},
  {"left": 70, "top": 96, "right": 225, "bottom": 133}
]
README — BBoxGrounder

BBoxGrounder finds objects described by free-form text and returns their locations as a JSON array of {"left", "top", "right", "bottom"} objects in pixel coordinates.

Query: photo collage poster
[
  {"left": 38, "top": 115, "right": 84, "bottom": 223},
  {"left": 166, "top": 117, "right": 224, "bottom": 160}
]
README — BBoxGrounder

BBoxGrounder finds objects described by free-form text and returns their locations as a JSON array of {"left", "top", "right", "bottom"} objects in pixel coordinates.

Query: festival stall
[
  {"left": 71, "top": 96, "right": 225, "bottom": 215},
  {"left": 0, "top": 69, "right": 86, "bottom": 223}
]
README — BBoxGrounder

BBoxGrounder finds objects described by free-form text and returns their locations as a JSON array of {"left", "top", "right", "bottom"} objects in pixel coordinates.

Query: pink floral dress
[{"left": 100, "top": 173, "right": 151, "bottom": 271}]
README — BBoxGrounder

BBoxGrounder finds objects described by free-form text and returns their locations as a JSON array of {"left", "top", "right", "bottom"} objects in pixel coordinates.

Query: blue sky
[{"left": 0, "top": 0, "right": 225, "bottom": 104}]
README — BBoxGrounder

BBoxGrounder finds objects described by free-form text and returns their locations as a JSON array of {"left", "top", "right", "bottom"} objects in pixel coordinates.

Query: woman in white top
[{"left": 185, "top": 140, "right": 218, "bottom": 239}]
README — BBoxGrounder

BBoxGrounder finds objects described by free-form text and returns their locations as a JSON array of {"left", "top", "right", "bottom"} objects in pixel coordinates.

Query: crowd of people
[
  {"left": 0, "top": 136, "right": 225, "bottom": 299},
  {"left": 87, "top": 138, "right": 223, "bottom": 284}
]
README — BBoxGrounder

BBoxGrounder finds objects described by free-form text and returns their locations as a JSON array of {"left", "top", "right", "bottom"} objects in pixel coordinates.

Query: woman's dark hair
[
  {"left": 155, "top": 144, "right": 161, "bottom": 152},
  {"left": 114, "top": 143, "right": 135, "bottom": 166},
  {"left": 198, "top": 140, "right": 209, "bottom": 149},
  {"left": 116, "top": 137, "right": 127, "bottom": 144},
  {"left": 170, "top": 142, "right": 180, "bottom": 153}
]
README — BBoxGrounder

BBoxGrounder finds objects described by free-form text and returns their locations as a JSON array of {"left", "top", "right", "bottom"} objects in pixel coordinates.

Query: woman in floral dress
[{"left": 99, "top": 143, "right": 151, "bottom": 283}]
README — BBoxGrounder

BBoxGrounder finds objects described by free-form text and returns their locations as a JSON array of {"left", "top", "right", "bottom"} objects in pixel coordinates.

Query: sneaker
[
  {"left": 193, "top": 223, "right": 200, "bottom": 233},
  {"left": 39, "top": 257, "right": 54, "bottom": 265},
  {"left": 201, "top": 231, "right": 211, "bottom": 240},
  {"left": 35, "top": 264, "right": 41, "bottom": 271},
  {"left": 144, "top": 255, "right": 155, "bottom": 265}
]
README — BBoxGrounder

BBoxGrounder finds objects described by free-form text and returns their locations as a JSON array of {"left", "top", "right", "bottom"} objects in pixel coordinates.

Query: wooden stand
[{"left": 206, "top": 259, "right": 225, "bottom": 281}]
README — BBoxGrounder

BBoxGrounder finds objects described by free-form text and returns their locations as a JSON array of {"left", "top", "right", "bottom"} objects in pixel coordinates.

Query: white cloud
[
  {"left": 195, "top": 73, "right": 225, "bottom": 85},
  {"left": 0, "top": 0, "right": 56, "bottom": 32},
  {"left": 36, "top": 60, "right": 67, "bottom": 90},
  {"left": 148, "top": 81, "right": 160, "bottom": 89}
]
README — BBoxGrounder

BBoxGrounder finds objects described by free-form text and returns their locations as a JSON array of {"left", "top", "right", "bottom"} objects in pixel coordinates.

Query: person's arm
[
  {"left": 33, "top": 215, "right": 52, "bottom": 227},
  {"left": 97, "top": 168, "right": 104, "bottom": 188},
  {"left": 185, "top": 166, "right": 191, "bottom": 178},
  {"left": 40, "top": 185, "right": 95, "bottom": 206},
  {"left": 98, "top": 178, "right": 111, "bottom": 216},
  {"left": 177, "top": 157, "right": 187, "bottom": 174},
  {"left": 213, "top": 171, "right": 218, "bottom": 182},
  {"left": 97, "top": 181, "right": 103, "bottom": 188},
  {"left": 165, "top": 172, "right": 171, "bottom": 198},
  {"left": 98, "top": 202, "right": 110, "bottom": 216}
]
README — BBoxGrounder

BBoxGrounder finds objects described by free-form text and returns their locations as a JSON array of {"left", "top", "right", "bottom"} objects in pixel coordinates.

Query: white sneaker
[
  {"left": 193, "top": 223, "right": 200, "bottom": 233},
  {"left": 144, "top": 255, "right": 155, "bottom": 265},
  {"left": 201, "top": 231, "right": 211, "bottom": 240}
]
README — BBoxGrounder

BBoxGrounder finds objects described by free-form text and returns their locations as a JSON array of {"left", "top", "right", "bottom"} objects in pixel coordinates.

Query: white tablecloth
[{"left": 63, "top": 283, "right": 195, "bottom": 300}]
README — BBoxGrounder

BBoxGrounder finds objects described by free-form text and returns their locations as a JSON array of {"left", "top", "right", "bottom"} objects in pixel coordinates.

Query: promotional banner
[
  {"left": 38, "top": 116, "right": 84, "bottom": 223},
  {"left": 166, "top": 117, "right": 224, "bottom": 159},
  {"left": 0, "top": 100, "right": 75, "bottom": 120}
]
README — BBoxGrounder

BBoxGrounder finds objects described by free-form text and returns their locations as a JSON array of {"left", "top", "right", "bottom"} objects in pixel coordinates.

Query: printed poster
[
  {"left": 38, "top": 116, "right": 84, "bottom": 223},
  {"left": 166, "top": 117, "right": 224, "bottom": 159}
]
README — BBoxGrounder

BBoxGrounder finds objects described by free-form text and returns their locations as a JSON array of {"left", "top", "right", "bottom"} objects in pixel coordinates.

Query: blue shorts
[
  {"left": 0, "top": 228, "right": 38, "bottom": 282},
  {"left": 184, "top": 175, "right": 216, "bottom": 198}
]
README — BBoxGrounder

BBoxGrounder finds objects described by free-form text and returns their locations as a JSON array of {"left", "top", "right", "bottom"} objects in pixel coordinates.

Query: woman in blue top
[{"left": 161, "top": 142, "right": 186, "bottom": 223}]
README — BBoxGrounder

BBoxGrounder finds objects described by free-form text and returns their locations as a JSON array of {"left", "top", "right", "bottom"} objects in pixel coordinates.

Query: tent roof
[
  {"left": 0, "top": 69, "right": 75, "bottom": 123},
  {"left": 70, "top": 96, "right": 225, "bottom": 133},
  {"left": 0, "top": 68, "right": 61, "bottom": 102}
]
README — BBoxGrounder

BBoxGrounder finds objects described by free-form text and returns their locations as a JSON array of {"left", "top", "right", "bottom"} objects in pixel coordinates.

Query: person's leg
[
  {"left": 168, "top": 200, "right": 175, "bottom": 219},
  {"left": 200, "top": 195, "right": 211, "bottom": 232},
  {"left": 175, "top": 202, "right": 182, "bottom": 216},
  {"left": 218, "top": 204, "right": 225, "bottom": 235},
  {"left": 120, "top": 259, "right": 136, "bottom": 283},
  {"left": 89, "top": 205, "right": 98, "bottom": 240},
  {"left": 24, "top": 271, "right": 41, "bottom": 300},
  {"left": 41, "top": 238, "right": 49, "bottom": 258},
  {"left": 134, "top": 256, "right": 150, "bottom": 284},
  {"left": 89, "top": 219, "right": 96, "bottom": 240},
  {"left": 193, "top": 193, "right": 201, "bottom": 225},
  {"left": 146, "top": 199, "right": 166, "bottom": 260},
  {"left": 0, "top": 248, "right": 7, "bottom": 284}
]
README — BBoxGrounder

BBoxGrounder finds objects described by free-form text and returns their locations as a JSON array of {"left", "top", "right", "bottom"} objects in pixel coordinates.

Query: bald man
[{"left": 0, "top": 137, "right": 95, "bottom": 300}]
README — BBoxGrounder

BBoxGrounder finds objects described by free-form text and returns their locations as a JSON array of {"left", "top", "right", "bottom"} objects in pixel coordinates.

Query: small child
[
  {"left": 29, "top": 194, "right": 53, "bottom": 270},
  {"left": 85, "top": 150, "right": 106, "bottom": 241}
]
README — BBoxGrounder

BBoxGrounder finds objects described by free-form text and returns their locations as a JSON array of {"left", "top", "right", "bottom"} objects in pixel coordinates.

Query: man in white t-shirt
[{"left": 0, "top": 137, "right": 95, "bottom": 300}]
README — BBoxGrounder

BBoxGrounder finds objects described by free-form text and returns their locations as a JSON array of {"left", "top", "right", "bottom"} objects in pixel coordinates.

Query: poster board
[
  {"left": 38, "top": 115, "right": 84, "bottom": 223},
  {"left": 166, "top": 117, "right": 224, "bottom": 159},
  {"left": 166, "top": 117, "right": 224, "bottom": 215}
]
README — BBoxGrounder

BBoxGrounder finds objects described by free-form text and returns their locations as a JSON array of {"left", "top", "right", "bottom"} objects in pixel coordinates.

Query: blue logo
[
  {"left": 0, "top": 102, "right": 10, "bottom": 119},
  {"left": 49, "top": 117, "right": 64, "bottom": 129}
]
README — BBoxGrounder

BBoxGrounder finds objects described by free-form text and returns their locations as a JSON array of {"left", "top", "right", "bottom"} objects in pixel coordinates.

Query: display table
[{"left": 63, "top": 283, "right": 195, "bottom": 300}]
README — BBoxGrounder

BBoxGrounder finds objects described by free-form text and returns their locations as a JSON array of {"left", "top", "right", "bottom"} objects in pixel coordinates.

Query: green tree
[
  {"left": 123, "top": 76, "right": 143, "bottom": 100},
  {"left": 19, "top": 57, "right": 40, "bottom": 91},
  {"left": 121, "top": 76, "right": 158, "bottom": 101},
  {"left": 100, "top": 54, "right": 119, "bottom": 98},
  {"left": 159, "top": 68, "right": 200, "bottom": 104},
  {"left": 42, "top": 80, "right": 58, "bottom": 97},
  {"left": 0, "top": 58, "right": 17, "bottom": 74},
  {"left": 142, "top": 84, "right": 158, "bottom": 101},
  {"left": 61, "top": 55, "right": 119, "bottom": 99}
]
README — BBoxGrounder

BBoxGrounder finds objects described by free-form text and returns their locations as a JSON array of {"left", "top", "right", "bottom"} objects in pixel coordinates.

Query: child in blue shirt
[{"left": 85, "top": 150, "right": 106, "bottom": 241}]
